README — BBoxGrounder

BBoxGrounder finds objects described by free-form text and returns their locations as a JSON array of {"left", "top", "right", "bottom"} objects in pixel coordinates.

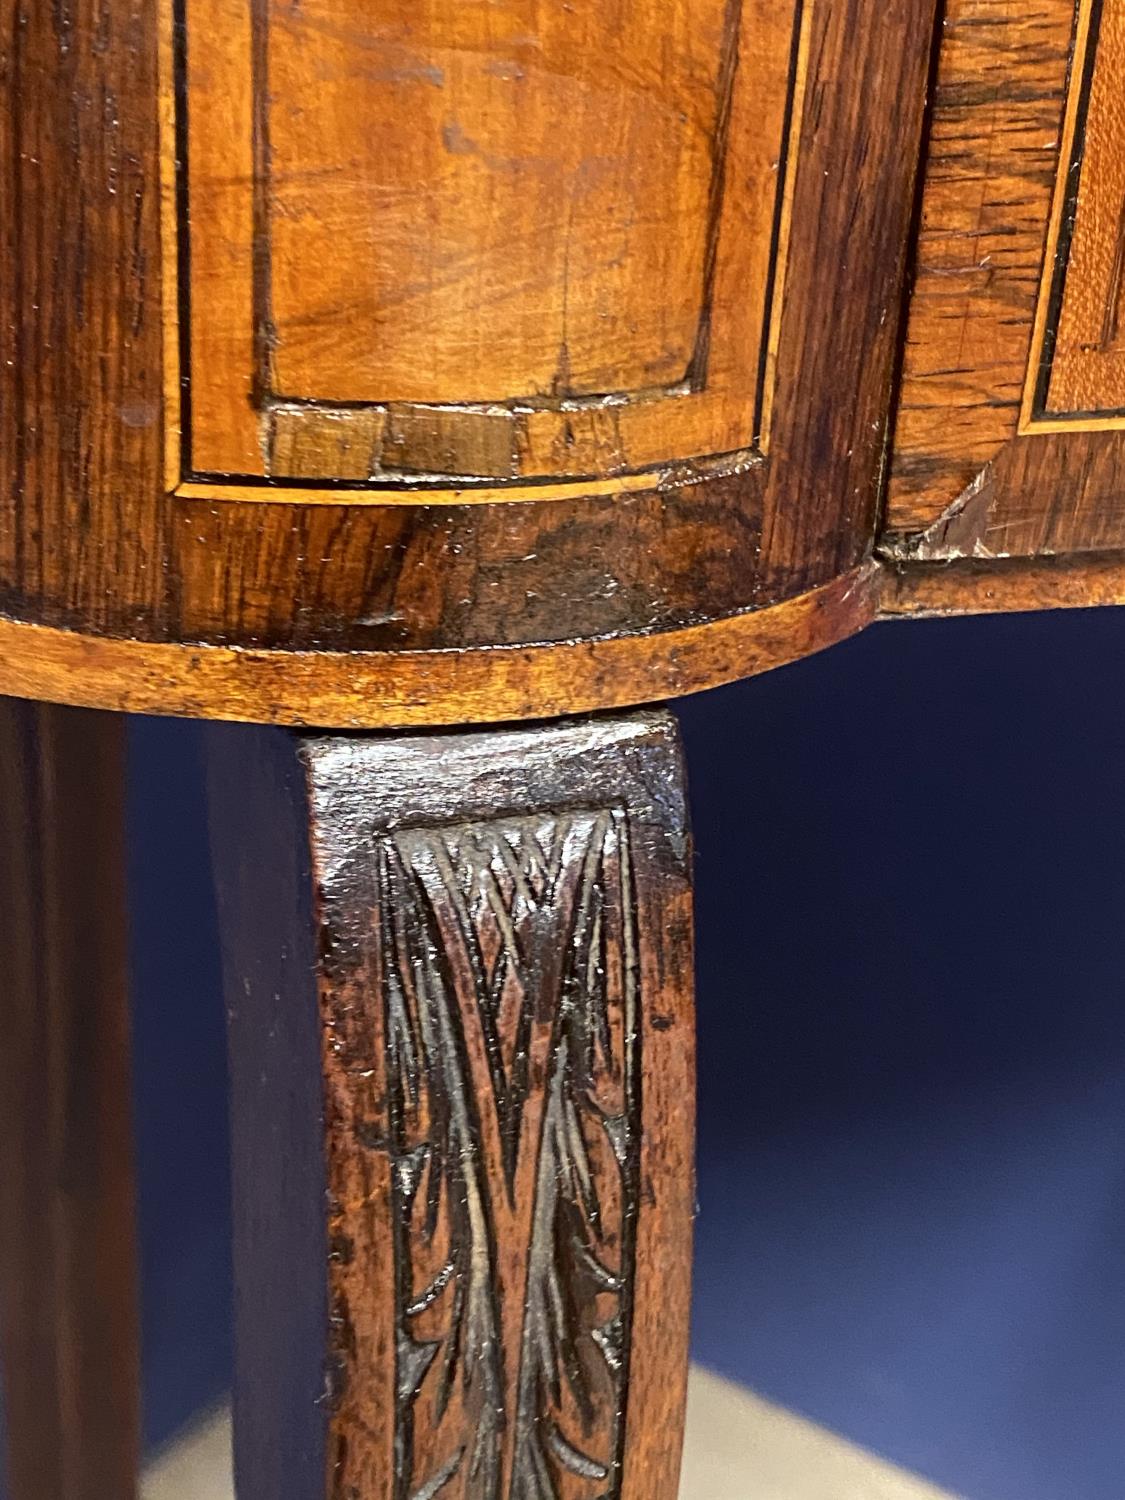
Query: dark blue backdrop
[{"left": 8, "top": 605, "right": 1125, "bottom": 1500}]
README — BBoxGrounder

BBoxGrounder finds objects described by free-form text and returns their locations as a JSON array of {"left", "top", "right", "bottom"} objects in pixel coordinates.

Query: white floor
[{"left": 141, "top": 1366, "right": 963, "bottom": 1500}]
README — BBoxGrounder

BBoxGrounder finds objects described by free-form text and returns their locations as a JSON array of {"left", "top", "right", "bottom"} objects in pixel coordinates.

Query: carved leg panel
[{"left": 205, "top": 712, "right": 694, "bottom": 1500}]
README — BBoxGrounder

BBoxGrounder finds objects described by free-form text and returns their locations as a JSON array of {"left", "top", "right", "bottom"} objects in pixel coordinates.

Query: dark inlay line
[
  {"left": 751, "top": 0, "right": 806, "bottom": 447},
  {"left": 250, "top": 0, "right": 275, "bottom": 404},
  {"left": 1031, "top": 0, "right": 1107, "bottom": 418},
  {"left": 685, "top": 0, "right": 746, "bottom": 397},
  {"left": 172, "top": 0, "right": 193, "bottom": 477}
]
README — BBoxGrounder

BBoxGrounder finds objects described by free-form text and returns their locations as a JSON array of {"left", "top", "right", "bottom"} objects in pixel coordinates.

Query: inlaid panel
[
  {"left": 884, "top": 0, "right": 1125, "bottom": 553},
  {"left": 0, "top": 0, "right": 936, "bottom": 713},
  {"left": 268, "top": 3, "right": 722, "bottom": 406},
  {"left": 164, "top": 0, "right": 811, "bottom": 500},
  {"left": 1028, "top": 0, "right": 1125, "bottom": 424}
]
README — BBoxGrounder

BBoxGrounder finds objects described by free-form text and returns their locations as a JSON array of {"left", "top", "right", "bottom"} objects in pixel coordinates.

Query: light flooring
[{"left": 141, "top": 1365, "right": 963, "bottom": 1500}]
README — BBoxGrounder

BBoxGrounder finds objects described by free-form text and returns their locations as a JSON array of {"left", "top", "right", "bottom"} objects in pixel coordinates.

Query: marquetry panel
[
  {"left": 885, "top": 0, "right": 1125, "bottom": 549},
  {"left": 163, "top": 0, "right": 810, "bottom": 501},
  {"left": 1029, "top": 0, "right": 1125, "bottom": 423},
  {"left": 0, "top": 0, "right": 935, "bottom": 698},
  {"left": 884, "top": 0, "right": 1076, "bottom": 532}
]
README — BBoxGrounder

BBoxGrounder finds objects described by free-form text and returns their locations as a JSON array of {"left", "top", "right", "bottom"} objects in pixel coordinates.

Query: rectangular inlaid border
[
  {"left": 159, "top": 0, "right": 812, "bottom": 504},
  {"left": 1021, "top": 0, "right": 1125, "bottom": 433}
]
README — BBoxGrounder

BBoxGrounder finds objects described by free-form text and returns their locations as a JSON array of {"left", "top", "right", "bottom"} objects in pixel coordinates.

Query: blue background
[{"left": 7, "top": 604, "right": 1125, "bottom": 1498}]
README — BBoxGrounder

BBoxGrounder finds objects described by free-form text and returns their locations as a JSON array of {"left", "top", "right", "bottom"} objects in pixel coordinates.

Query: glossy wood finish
[
  {"left": 178, "top": 0, "right": 808, "bottom": 487},
  {"left": 885, "top": 0, "right": 1080, "bottom": 534},
  {"left": 205, "top": 712, "right": 694, "bottom": 1500},
  {"left": 0, "top": 700, "right": 139, "bottom": 1500},
  {"left": 0, "top": 563, "right": 880, "bottom": 728},
  {"left": 1037, "top": 0, "right": 1125, "bottom": 419},
  {"left": 881, "top": 550, "right": 1125, "bottom": 618},
  {"left": 0, "top": 0, "right": 935, "bottom": 725},
  {"left": 6, "top": 10, "right": 1125, "bottom": 1499},
  {"left": 882, "top": 0, "right": 1125, "bottom": 600}
]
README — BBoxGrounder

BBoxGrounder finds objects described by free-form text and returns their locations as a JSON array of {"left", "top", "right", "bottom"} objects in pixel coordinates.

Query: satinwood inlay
[{"left": 163, "top": 0, "right": 811, "bottom": 500}]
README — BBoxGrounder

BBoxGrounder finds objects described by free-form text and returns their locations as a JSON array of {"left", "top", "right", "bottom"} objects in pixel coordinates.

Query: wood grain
[
  {"left": 883, "top": 0, "right": 1125, "bottom": 599},
  {"left": 205, "top": 711, "right": 694, "bottom": 1500},
  {"left": 0, "top": 700, "right": 139, "bottom": 1500},
  {"left": 1042, "top": 0, "right": 1125, "bottom": 417},
  {"left": 179, "top": 0, "right": 809, "bottom": 487},
  {"left": 0, "top": 0, "right": 168, "bottom": 635},
  {"left": 884, "top": 424, "right": 1125, "bottom": 563},
  {"left": 266, "top": 0, "right": 725, "bottom": 403},
  {"left": 880, "top": 549, "right": 1125, "bottom": 616},
  {"left": 0, "top": 563, "right": 881, "bottom": 728},
  {"left": 0, "top": 0, "right": 934, "bottom": 725},
  {"left": 884, "top": 0, "right": 1076, "bottom": 533}
]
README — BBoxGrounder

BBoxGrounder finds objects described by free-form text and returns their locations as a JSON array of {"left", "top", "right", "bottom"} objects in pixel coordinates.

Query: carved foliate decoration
[{"left": 343, "top": 810, "right": 640, "bottom": 1500}]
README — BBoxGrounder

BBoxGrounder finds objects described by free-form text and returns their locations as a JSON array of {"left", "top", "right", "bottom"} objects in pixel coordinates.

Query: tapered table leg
[
  {"left": 0, "top": 700, "right": 140, "bottom": 1500},
  {"left": 205, "top": 711, "right": 695, "bottom": 1500}
]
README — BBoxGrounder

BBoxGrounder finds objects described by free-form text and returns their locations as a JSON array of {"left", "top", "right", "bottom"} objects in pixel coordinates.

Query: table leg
[
  {"left": 205, "top": 710, "right": 695, "bottom": 1500},
  {"left": 0, "top": 700, "right": 140, "bottom": 1500}
]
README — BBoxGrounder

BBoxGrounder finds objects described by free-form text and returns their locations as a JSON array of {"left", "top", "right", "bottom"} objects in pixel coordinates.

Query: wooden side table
[{"left": 2, "top": 0, "right": 1123, "bottom": 1495}]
